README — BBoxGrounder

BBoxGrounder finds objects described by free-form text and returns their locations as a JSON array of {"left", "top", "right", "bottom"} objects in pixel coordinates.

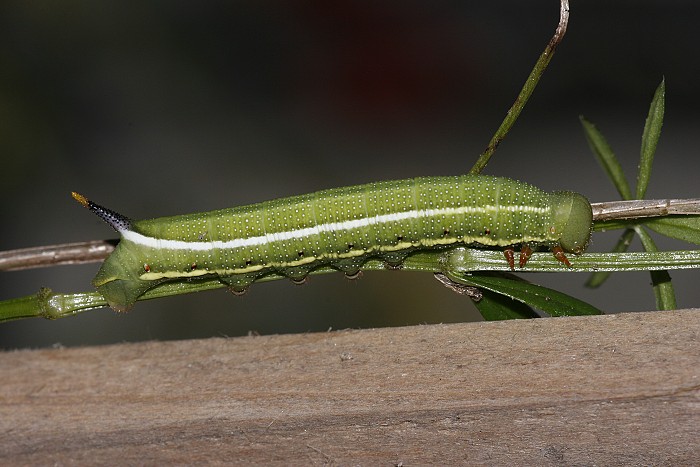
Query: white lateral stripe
[{"left": 121, "top": 204, "right": 550, "bottom": 251}]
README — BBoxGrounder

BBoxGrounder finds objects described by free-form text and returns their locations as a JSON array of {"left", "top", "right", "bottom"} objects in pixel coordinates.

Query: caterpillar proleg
[{"left": 73, "top": 175, "right": 592, "bottom": 311}]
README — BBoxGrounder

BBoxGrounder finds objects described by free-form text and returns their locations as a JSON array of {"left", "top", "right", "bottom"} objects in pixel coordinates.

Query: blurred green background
[{"left": 2, "top": 1, "right": 698, "bottom": 348}]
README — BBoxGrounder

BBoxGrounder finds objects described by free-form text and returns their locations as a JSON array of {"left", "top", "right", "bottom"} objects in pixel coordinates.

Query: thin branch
[
  {"left": 0, "top": 240, "right": 116, "bottom": 271},
  {"left": 469, "top": 0, "right": 570, "bottom": 174},
  {"left": 1, "top": 197, "right": 698, "bottom": 273}
]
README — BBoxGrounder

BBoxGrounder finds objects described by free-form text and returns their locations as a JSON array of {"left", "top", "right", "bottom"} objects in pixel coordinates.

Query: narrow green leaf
[
  {"left": 592, "top": 220, "right": 637, "bottom": 232},
  {"left": 586, "top": 229, "right": 636, "bottom": 288},
  {"left": 580, "top": 116, "right": 633, "bottom": 200},
  {"left": 453, "top": 272, "right": 603, "bottom": 317},
  {"left": 637, "top": 79, "right": 665, "bottom": 199},
  {"left": 649, "top": 270, "right": 675, "bottom": 310},
  {"left": 644, "top": 215, "right": 700, "bottom": 245},
  {"left": 474, "top": 289, "right": 540, "bottom": 321},
  {"left": 635, "top": 227, "right": 676, "bottom": 310},
  {"left": 594, "top": 215, "right": 700, "bottom": 245}
]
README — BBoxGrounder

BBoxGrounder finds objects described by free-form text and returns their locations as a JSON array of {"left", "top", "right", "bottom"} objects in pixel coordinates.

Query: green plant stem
[
  {"left": 635, "top": 226, "right": 676, "bottom": 309},
  {"left": 2, "top": 247, "right": 699, "bottom": 323},
  {"left": 586, "top": 229, "right": 635, "bottom": 288},
  {"left": 444, "top": 249, "right": 700, "bottom": 273}
]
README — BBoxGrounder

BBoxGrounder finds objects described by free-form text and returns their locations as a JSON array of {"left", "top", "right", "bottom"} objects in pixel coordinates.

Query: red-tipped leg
[
  {"left": 552, "top": 246, "right": 572, "bottom": 267},
  {"left": 503, "top": 247, "right": 516, "bottom": 270},
  {"left": 519, "top": 245, "right": 533, "bottom": 268}
]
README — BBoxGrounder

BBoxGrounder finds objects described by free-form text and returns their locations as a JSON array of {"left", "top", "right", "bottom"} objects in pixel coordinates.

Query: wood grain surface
[{"left": 1, "top": 309, "right": 698, "bottom": 465}]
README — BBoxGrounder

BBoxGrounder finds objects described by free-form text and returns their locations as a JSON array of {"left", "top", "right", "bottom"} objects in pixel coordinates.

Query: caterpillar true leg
[
  {"left": 503, "top": 247, "right": 516, "bottom": 270},
  {"left": 552, "top": 246, "right": 572, "bottom": 267},
  {"left": 519, "top": 244, "right": 534, "bottom": 268}
]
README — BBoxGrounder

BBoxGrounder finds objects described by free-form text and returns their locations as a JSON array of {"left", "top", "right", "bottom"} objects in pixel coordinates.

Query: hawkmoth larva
[{"left": 73, "top": 175, "right": 593, "bottom": 311}]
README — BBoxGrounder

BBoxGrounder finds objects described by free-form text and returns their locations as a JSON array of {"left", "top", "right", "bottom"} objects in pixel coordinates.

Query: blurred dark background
[{"left": 1, "top": 1, "right": 698, "bottom": 348}]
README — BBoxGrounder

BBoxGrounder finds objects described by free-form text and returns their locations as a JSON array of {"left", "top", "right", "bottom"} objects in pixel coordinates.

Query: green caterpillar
[{"left": 73, "top": 175, "right": 592, "bottom": 311}]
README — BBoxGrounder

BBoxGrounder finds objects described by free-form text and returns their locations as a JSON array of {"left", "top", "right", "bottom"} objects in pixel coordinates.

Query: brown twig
[
  {"left": 0, "top": 240, "right": 116, "bottom": 271},
  {"left": 590, "top": 198, "right": 700, "bottom": 221}
]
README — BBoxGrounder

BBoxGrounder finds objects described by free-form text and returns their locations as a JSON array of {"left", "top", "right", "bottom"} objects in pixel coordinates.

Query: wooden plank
[{"left": 1, "top": 310, "right": 698, "bottom": 465}]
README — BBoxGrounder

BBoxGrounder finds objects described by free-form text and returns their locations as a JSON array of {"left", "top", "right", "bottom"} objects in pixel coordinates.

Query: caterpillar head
[{"left": 550, "top": 192, "right": 593, "bottom": 254}]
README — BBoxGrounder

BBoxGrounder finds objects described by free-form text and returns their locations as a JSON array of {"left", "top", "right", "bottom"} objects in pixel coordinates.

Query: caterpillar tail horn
[
  {"left": 72, "top": 192, "right": 147, "bottom": 311},
  {"left": 71, "top": 192, "right": 132, "bottom": 233}
]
